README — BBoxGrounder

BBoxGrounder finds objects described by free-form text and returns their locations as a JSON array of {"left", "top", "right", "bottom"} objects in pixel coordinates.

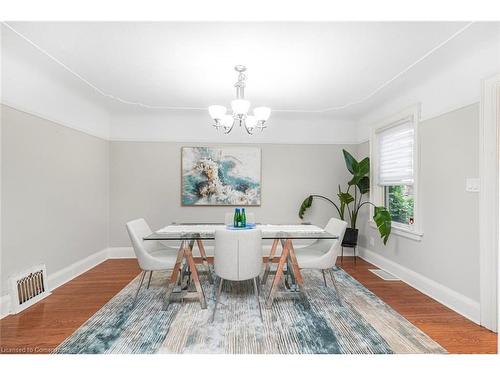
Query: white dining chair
[
  {"left": 224, "top": 212, "right": 255, "bottom": 225},
  {"left": 293, "top": 218, "right": 348, "bottom": 304},
  {"left": 212, "top": 228, "right": 263, "bottom": 322},
  {"left": 126, "top": 218, "right": 180, "bottom": 304}
]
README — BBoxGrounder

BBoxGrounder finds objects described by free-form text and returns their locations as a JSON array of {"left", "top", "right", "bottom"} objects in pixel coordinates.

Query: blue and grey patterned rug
[{"left": 54, "top": 267, "right": 446, "bottom": 354}]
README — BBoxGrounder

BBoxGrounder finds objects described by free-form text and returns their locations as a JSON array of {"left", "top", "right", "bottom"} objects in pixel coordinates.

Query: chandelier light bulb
[
  {"left": 231, "top": 99, "right": 251, "bottom": 115},
  {"left": 208, "top": 105, "right": 227, "bottom": 120},
  {"left": 254, "top": 106, "right": 271, "bottom": 121}
]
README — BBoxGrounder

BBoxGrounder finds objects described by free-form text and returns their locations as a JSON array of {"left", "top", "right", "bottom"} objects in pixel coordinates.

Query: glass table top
[{"left": 143, "top": 223, "right": 339, "bottom": 241}]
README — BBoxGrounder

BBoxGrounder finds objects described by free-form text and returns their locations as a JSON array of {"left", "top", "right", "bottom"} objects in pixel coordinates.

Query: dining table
[{"left": 143, "top": 223, "right": 339, "bottom": 309}]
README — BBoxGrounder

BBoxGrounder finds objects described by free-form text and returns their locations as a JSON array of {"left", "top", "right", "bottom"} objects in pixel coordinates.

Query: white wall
[
  {"left": 109, "top": 141, "right": 355, "bottom": 246},
  {"left": 1, "top": 24, "right": 110, "bottom": 139},
  {"left": 356, "top": 104, "right": 480, "bottom": 321},
  {"left": 1, "top": 105, "right": 109, "bottom": 296},
  {"left": 1, "top": 21, "right": 497, "bottom": 324},
  {"left": 356, "top": 38, "right": 500, "bottom": 142},
  {"left": 109, "top": 110, "right": 358, "bottom": 144}
]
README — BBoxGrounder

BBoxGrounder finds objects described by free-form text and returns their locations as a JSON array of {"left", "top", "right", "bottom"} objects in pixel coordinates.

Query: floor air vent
[{"left": 9, "top": 265, "right": 51, "bottom": 314}]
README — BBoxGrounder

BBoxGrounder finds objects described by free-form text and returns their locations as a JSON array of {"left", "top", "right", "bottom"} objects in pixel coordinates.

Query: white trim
[
  {"left": 0, "top": 248, "right": 109, "bottom": 318},
  {"left": 48, "top": 247, "right": 138, "bottom": 291},
  {"left": 10, "top": 99, "right": 478, "bottom": 148},
  {"left": 369, "top": 221, "right": 423, "bottom": 241},
  {"left": 0, "top": 295, "right": 10, "bottom": 320},
  {"left": 2, "top": 21, "right": 474, "bottom": 113},
  {"left": 2, "top": 103, "right": 366, "bottom": 146},
  {"left": 47, "top": 249, "right": 109, "bottom": 292},
  {"left": 358, "top": 246, "right": 480, "bottom": 324},
  {"left": 0, "top": 32, "right": 3, "bottom": 319},
  {"left": 369, "top": 104, "right": 423, "bottom": 238},
  {"left": 479, "top": 74, "right": 500, "bottom": 333},
  {"left": 0, "top": 245, "right": 480, "bottom": 325},
  {"left": 108, "top": 136, "right": 363, "bottom": 145},
  {"left": 1, "top": 102, "right": 109, "bottom": 141},
  {"left": 108, "top": 247, "right": 135, "bottom": 259},
  {"left": 357, "top": 101, "right": 482, "bottom": 144}
]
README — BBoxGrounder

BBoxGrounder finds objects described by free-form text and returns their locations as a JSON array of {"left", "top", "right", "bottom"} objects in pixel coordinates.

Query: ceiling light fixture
[{"left": 208, "top": 65, "right": 271, "bottom": 135}]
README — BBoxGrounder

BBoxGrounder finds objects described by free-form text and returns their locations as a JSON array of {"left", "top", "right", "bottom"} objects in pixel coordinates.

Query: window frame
[{"left": 369, "top": 104, "right": 423, "bottom": 241}]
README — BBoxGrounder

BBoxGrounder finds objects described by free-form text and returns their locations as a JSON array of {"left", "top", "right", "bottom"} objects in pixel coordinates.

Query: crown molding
[
  {"left": 3, "top": 21, "right": 474, "bottom": 114},
  {"left": 108, "top": 136, "right": 364, "bottom": 145},
  {"left": 1, "top": 102, "right": 110, "bottom": 140}
]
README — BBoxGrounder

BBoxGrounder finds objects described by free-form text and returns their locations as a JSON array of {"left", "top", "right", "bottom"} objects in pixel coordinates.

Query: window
[
  {"left": 370, "top": 105, "right": 422, "bottom": 240},
  {"left": 384, "top": 185, "right": 414, "bottom": 225}
]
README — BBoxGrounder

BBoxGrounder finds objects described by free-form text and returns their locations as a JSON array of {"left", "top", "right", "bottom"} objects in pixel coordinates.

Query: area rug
[{"left": 53, "top": 267, "right": 446, "bottom": 354}]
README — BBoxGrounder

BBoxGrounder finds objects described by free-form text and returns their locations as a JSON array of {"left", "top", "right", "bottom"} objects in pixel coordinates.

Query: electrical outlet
[
  {"left": 465, "top": 178, "right": 480, "bottom": 192},
  {"left": 369, "top": 237, "right": 375, "bottom": 247}
]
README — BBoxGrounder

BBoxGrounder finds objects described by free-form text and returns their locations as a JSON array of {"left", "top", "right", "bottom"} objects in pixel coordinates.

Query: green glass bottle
[
  {"left": 241, "top": 208, "right": 246, "bottom": 227},
  {"left": 234, "top": 208, "right": 240, "bottom": 227}
]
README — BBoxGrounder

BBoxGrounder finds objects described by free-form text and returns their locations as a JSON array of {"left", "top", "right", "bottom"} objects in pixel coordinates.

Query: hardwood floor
[
  {"left": 0, "top": 257, "right": 497, "bottom": 354},
  {"left": 340, "top": 257, "right": 498, "bottom": 354},
  {"left": 0, "top": 259, "right": 141, "bottom": 354}
]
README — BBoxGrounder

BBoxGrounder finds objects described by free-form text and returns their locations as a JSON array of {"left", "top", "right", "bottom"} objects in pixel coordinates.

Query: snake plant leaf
[
  {"left": 373, "top": 206, "right": 392, "bottom": 245},
  {"left": 337, "top": 191, "right": 354, "bottom": 205},
  {"left": 342, "top": 149, "right": 358, "bottom": 175},
  {"left": 357, "top": 176, "right": 370, "bottom": 194},
  {"left": 299, "top": 195, "right": 313, "bottom": 219}
]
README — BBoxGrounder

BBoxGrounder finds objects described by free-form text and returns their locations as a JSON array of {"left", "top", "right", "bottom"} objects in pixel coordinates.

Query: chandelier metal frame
[{"left": 208, "top": 65, "right": 271, "bottom": 135}]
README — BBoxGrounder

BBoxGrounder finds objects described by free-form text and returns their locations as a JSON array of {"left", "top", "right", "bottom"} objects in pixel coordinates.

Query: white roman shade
[{"left": 377, "top": 116, "right": 415, "bottom": 186}]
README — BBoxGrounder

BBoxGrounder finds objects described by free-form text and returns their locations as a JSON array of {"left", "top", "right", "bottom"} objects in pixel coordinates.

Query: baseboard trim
[
  {"left": 107, "top": 247, "right": 135, "bottom": 258},
  {"left": 48, "top": 249, "right": 109, "bottom": 292},
  {"left": 357, "top": 246, "right": 480, "bottom": 324},
  {"left": 0, "top": 294, "right": 11, "bottom": 319},
  {"left": 1, "top": 248, "right": 110, "bottom": 319},
  {"left": 1, "top": 245, "right": 480, "bottom": 324}
]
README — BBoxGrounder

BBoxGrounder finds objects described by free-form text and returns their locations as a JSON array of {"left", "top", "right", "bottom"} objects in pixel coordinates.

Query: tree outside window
[{"left": 384, "top": 185, "right": 414, "bottom": 225}]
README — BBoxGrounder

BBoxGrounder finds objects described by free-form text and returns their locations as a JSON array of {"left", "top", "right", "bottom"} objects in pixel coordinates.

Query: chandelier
[{"left": 208, "top": 65, "right": 271, "bottom": 135}]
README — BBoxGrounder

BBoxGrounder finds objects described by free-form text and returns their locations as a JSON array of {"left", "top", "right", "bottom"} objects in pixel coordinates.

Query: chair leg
[
  {"left": 354, "top": 246, "right": 357, "bottom": 264},
  {"left": 328, "top": 268, "right": 343, "bottom": 306},
  {"left": 134, "top": 271, "right": 146, "bottom": 304},
  {"left": 253, "top": 277, "right": 263, "bottom": 322},
  {"left": 211, "top": 278, "right": 224, "bottom": 323},
  {"left": 341, "top": 247, "right": 344, "bottom": 263},
  {"left": 146, "top": 271, "right": 153, "bottom": 289},
  {"left": 321, "top": 269, "right": 327, "bottom": 287}
]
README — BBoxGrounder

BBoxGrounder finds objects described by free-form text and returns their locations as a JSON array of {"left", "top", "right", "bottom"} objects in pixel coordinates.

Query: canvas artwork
[{"left": 181, "top": 147, "right": 261, "bottom": 206}]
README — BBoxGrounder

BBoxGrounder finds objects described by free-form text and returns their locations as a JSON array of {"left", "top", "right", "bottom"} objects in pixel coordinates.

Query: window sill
[{"left": 369, "top": 221, "right": 423, "bottom": 241}]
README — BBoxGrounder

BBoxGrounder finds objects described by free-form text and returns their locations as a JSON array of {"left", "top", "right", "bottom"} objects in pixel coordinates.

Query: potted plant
[{"left": 299, "top": 149, "right": 392, "bottom": 248}]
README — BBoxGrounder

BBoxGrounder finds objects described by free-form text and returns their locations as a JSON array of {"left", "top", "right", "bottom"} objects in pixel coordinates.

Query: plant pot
[{"left": 342, "top": 227, "right": 358, "bottom": 247}]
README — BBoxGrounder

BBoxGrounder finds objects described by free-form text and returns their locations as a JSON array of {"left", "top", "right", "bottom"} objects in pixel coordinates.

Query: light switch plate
[{"left": 466, "top": 178, "right": 480, "bottom": 192}]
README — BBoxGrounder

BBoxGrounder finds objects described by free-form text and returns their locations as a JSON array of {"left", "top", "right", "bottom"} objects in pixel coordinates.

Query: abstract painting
[{"left": 181, "top": 147, "right": 261, "bottom": 206}]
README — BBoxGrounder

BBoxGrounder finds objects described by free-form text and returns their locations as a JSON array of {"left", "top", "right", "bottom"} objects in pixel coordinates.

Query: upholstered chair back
[
  {"left": 214, "top": 228, "right": 262, "bottom": 281},
  {"left": 126, "top": 218, "right": 160, "bottom": 270},
  {"left": 321, "top": 218, "right": 348, "bottom": 268}
]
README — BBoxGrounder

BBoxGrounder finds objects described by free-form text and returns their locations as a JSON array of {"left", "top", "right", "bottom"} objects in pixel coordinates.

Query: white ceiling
[{"left": 4, "top": 21, "right": 499, "bottom": 121}]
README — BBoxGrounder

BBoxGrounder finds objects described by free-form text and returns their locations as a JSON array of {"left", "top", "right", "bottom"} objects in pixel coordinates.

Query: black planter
[
  {"left": 342, "top": 227, "right": 358, "bottom": 246},
  {"left": 341, "top": 227, "right": 358, "bottom": 264}
]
